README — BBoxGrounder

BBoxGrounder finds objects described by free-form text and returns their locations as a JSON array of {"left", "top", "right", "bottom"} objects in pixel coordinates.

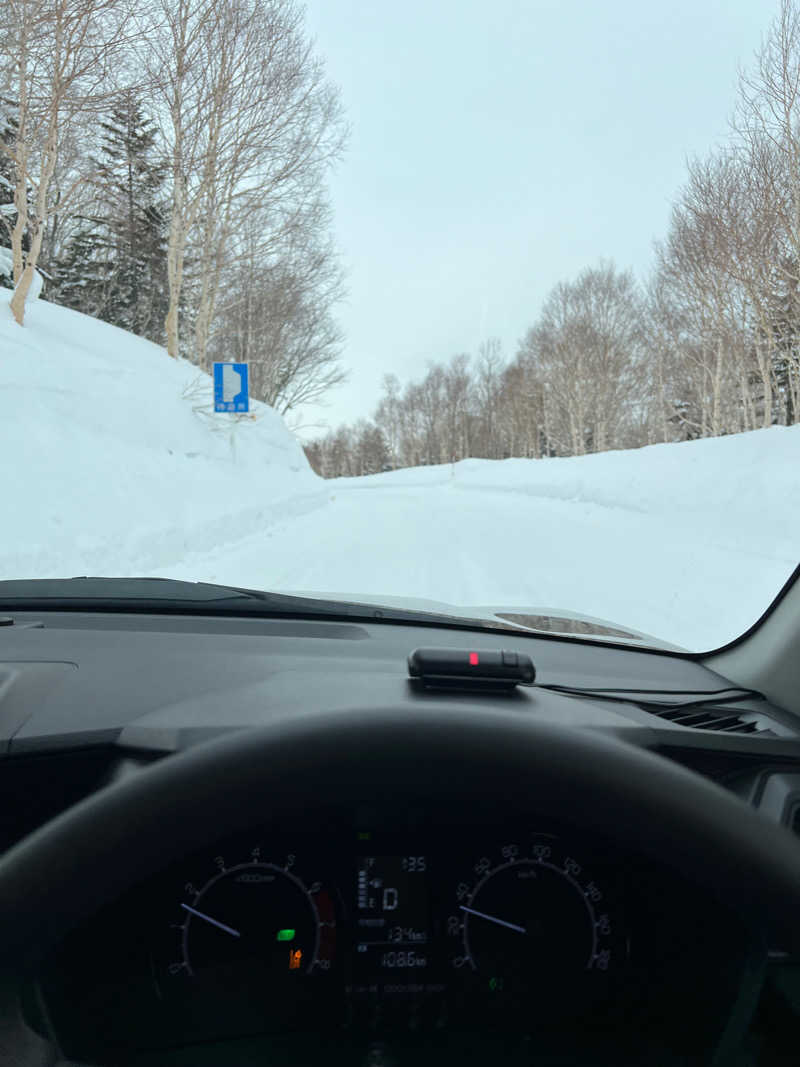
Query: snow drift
[
  {"left": 332, "top": 428, "right": 800, "bottom": 568},
  {"left": 0, "top": 297, "right": 323, "bottom": 579}
]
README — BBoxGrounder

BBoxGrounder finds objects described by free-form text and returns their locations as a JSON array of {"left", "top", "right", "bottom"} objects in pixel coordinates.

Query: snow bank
[
  {"left": 0, "top": 297, "right": 323, "bottom": 579},
  {"left": 332, "top": 429, "right": 800, "bottom": 565},
  {"left": 153, "top": 422, "right": 800, "bottom": 652}
]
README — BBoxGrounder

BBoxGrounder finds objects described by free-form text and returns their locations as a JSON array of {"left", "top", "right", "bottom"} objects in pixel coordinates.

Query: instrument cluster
[
  {"left": 163, "top": 828, "right": 624, "bottom": 1002},
  {"left": 39, "top": 818, "right": 748, "bottom": 1058},
  {"left": 149, "top": 819, "right": 631, "bottom": 1037}
]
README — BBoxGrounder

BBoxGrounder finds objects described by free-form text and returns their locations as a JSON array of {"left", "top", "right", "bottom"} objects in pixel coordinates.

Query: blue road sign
[{"left": 213, "top": 363, "right": 249, "bottom": 413}]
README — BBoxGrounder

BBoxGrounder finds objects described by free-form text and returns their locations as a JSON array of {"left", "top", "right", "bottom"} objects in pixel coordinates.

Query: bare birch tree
[
  {"left": 191, "top": 0, "right": 345, "bottom": 369},
  {"left": 211, "top": 201, "right": 346, "bottom": 414},
  {"left": 518, "top": 264, "right": 644, "bottom": 455},
  {"left": 0, "top": 0, "right": 133, "bottom": 324},
  {"left": 144, "top": 0, "right": 345, "bottom": 362},
  {"left": 141, "top": 0, "right": 216, "bottom": 358},
  {"left": 733, "top": 0, "right": 800, "bottom": 420}
]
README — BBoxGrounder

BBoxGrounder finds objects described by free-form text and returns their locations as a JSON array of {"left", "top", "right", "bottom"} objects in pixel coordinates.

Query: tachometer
[
  {"left": 450, "top": 836, "right": 615, "bottom": 994},
  {"left": 169, "top": 846, "right": 336, "bottom": 985}
]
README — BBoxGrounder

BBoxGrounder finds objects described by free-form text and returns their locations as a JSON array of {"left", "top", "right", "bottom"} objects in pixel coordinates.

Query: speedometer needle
[
  {"left": 181, "top": 903, "right": 241, "bottom": 938},
  {"left": 460, "top": 905, "right": 526, "bottom": 934}
]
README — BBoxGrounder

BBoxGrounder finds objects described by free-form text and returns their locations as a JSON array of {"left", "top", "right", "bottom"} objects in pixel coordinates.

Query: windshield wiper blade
[
  {"left": 0, "top": 577, "right": 267, "bottom": 606},
  {"left": 0, "top": 577, "right": 513, "bottom": 632}
]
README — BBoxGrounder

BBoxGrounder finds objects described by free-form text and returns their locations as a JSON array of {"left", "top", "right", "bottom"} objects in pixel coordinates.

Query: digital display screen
[{"left": 354, "top": 855, "right": 430, "bottom": 978}]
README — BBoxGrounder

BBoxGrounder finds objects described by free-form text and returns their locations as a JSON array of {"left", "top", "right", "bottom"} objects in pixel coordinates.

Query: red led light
[{"left": 469, "top": 652, "right": 479, "bottom": 666}]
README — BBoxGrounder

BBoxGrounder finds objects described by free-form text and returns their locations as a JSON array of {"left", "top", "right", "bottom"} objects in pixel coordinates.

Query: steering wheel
[{"left": 1, "top": 704, "right": 800, "bottom": 1055}]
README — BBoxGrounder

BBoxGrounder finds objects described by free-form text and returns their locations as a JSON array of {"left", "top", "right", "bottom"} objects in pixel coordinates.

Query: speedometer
[{"left": 450, "top": 835, "right": 617, "bottom": 994}]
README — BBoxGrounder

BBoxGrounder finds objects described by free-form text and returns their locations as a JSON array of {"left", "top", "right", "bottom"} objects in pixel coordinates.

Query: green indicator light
[
  {"left": 357, "top": 831, "right": 371, "bottom": 840},
  {"left": 276, "top": 929, "right": 296, "bottom": 942},
  {"left": 488, "top": 977, "right": 504, "bottom": 993}
]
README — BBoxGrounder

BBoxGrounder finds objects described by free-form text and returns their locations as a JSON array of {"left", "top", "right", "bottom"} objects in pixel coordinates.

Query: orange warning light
[{"left": 288, "top": 948, "right": 302, "bottom": 970}]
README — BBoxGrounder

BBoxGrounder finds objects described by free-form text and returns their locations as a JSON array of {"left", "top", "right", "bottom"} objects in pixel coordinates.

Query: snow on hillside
[
  {"left": 0, "top": 298, "right": 323, "bottom": 579},
  {"left": 1, "top": 294, "right": 798, "bottom": 651}
]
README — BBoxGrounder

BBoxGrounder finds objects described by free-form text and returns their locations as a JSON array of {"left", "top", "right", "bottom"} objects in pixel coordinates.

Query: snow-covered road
[{"left": 156, "top": 477, "right": 797, "bottom": 652}]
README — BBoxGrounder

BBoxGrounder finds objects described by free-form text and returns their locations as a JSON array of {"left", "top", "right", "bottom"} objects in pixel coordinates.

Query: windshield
[{"left": 1, "top": 0, "right": 798, "bottom": 653}]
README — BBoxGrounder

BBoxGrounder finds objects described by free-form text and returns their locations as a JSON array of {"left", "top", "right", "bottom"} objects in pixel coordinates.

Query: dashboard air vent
[{"left": 643, "top": 705, "right": 772, "bottom": 735}]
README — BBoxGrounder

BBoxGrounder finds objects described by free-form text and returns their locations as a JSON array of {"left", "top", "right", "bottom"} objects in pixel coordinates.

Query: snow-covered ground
[
  {"left": 1, "top": 296, "right": 798, "bottom": 651},
  {"left": 0, "top": 298, "right": 323, "bottom": 578}
]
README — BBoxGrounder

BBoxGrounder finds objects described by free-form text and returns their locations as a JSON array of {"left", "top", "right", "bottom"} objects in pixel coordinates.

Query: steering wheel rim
[{"left": 1, "top": 703, "right": 800, "bottom": 970}]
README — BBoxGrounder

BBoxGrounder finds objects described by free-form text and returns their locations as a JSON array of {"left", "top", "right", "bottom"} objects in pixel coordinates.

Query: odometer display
[{"left": 354, "top": 854, "right": 430, "bottom": 979}]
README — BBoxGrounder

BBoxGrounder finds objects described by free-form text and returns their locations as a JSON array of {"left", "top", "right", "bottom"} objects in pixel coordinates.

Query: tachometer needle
[
  {"left": 180, "top": 903, "right": 241, "bottom": 938},
  {"left": 460, "top": 905, "right": 526, "bottom": 934}
]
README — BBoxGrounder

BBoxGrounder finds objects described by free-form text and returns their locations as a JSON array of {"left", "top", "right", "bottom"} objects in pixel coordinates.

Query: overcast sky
[{"left": 298, "top": 0, "right": 771, "bottom": 435}]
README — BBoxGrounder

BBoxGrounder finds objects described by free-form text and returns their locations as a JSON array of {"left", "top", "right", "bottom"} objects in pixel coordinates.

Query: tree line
[
  {"left": 306, "top": 0, "right": 800, "bottom": 477},
  {"left": 0, "top": 0, "right": 346, "bottom": 417}
]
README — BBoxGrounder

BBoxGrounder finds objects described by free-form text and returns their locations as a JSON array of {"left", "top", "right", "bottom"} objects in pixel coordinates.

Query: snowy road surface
[{"left": 156, "top": 475, "right": 797, "bottom": 653}]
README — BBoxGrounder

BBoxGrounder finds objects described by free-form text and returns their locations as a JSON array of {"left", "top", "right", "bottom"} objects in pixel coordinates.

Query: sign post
[{"left": 213, "top": 363, "right": 249, "bottom": 413}]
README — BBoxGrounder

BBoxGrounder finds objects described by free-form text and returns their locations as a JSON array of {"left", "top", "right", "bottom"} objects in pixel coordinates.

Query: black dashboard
[{"left": 2, "top": 609, "right": 800, "bottom": 1065}]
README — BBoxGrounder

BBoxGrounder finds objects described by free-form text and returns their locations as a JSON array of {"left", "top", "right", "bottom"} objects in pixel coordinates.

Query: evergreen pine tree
[
  {"left": 51, "top": 230, "right": 113, "bottom": 315},
  {"left": 52, "top": 92, "right": 169, "bottom": 341}
]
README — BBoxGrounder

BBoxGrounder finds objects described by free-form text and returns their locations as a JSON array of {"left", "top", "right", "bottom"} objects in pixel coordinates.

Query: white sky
[{"left": 297, "top": 0, "right": 771, "bottom": 435}]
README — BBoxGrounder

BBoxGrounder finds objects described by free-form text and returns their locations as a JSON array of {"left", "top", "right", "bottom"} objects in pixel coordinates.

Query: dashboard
[
  {"left": 1, "top": 609, "right": 800, "bottom": 1066},
  {"left": 39, "top": 813, "right": 754, "bottom": 1063}
]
